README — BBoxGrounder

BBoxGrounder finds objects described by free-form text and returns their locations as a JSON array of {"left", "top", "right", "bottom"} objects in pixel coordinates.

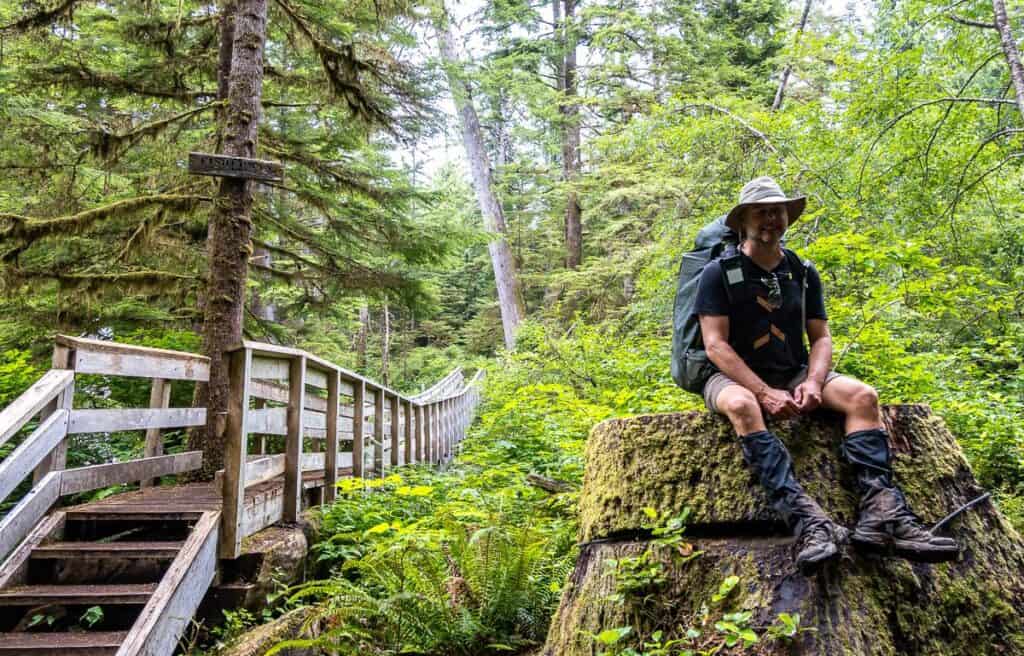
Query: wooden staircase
[{"left": 0, "top": 509, "right": 219, "bottom": 655}]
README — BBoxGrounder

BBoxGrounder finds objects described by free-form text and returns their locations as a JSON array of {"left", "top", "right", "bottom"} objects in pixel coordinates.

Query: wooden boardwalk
[{"left": 0, "top": 336, "right": 482, "bottom": 655}]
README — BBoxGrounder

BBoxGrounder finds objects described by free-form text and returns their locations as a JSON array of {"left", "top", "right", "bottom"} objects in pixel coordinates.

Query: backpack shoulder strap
[
  {"left": 783, "top": 248, "right": 814, "bottom": 347},
  {"left": 718, "top": 244, "right": 743, "bottom": 305}
]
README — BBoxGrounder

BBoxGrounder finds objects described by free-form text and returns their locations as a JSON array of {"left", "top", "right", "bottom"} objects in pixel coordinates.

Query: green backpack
[{"left": 670, "top": 216, "right": 810, "bottom": 393}]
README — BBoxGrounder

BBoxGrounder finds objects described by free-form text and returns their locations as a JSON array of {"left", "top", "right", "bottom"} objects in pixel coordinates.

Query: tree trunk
[
  {"left": 559, "top": 0, "right": 582, "bottom": 269},
  {"left": 545, "top": 406, "right": 1024, "bottom": 655},
  {"left": 190, "top": 0, "right": 268, "bottom": 478},
  {"left": 380, "top": 297, "right": 390, "bottom": 387},
  {"left": 772, "top": 0, "right": 813, "bottom": 111},
  {"left": 992, "top": 0, "right": 1024, "bottom": 122},
  {"left": 355, "top": 304, "right": 369, "bottom": 371},
  {"left": 436, "top": 10, "right": 525, "bottom": 351},
  {"left": 251, "top": 243, "right": 277, "bottom": 323}
]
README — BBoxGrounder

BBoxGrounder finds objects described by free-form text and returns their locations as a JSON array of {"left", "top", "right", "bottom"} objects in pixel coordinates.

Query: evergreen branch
[
  {"left": 250, "top": 261, "right": 300, "bottom": 280},
  {"left": 91, "top": 102, "right": 222, "bottom": 160},
  {"left": 255, "top": 211, "right": 405, "bottom": 290},
  {"left": 0, "top": 194, "right": 211, "bottom": 243},
  {"left": 260, "top": 140, "right": 384, "bottom": 200},
  {"left": 252, "top": 238, "right": 323, "bottom": 272},
  {"left": 0, "top": 0, "right": 86, "bottom": 33},
  {"left": 35, "top": 64, "right": 215, "bottom": 100},
  {"left": 2, "top": 268, "right": 197, "bottom": 301},
  {"left": 9, "top": 269, "right": 194, "bottom": 283},
  {"left": 271, "top": 0, "right": 393, "bottom": 125}
]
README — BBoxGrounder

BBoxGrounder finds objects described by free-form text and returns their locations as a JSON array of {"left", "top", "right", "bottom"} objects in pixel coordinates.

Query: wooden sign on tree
[{"left": 188, "top": 152, "right": 283, "bottom": 182}]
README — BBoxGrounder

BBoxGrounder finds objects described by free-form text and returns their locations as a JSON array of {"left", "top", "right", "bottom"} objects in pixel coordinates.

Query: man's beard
[{"left": 753, "top": 227, "right": 783, "bottom": 245}]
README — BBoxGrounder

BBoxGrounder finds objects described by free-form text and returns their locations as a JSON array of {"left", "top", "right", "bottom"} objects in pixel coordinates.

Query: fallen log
[
  {"left": 526, "top": 472, "right": 575, "bottom": 494},
  {"left": 544, "top": 404, "right": 1024, "bottom": 655}
]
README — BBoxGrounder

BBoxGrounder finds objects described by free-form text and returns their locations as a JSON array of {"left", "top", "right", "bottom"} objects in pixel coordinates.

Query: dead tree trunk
[
  {"left": 436, "top": 9, "right": 525, "bottom": 350},
  {"left": 992, "top": 0, "right": 1024, "bottom": 121},
  {"left": 355, "top": 304, "right": 369, "bottom": 371},
  {"left": 380, "top": 297, "right": 390, "bottom": 387},
  {"left": 545, "top": 406, "right": 1024, "bottom": 656},
  {"left": 190, "top": 0, "right": 268, "bottom": 478},
  {"left": 772, "top": 0, "right": 813, "bottom": 111}
]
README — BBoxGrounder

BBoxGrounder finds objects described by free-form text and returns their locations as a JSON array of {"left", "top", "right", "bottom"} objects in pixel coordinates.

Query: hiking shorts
[{"left": 703, "top": 367, "right": 844, "bottom": 414}]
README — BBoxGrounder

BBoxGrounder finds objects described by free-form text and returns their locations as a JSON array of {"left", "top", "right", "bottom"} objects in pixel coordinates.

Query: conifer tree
[{"left": 0, "top": 0, "right": 446, "bottom": 474}]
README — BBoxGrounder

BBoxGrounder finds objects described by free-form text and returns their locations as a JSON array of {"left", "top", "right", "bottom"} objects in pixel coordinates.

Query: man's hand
[
  {"left": 793, "top": 379, "right": 823, "bottom": 413},
  {"left": 756, "top": 386, "right": 800, "bottom": 419}
]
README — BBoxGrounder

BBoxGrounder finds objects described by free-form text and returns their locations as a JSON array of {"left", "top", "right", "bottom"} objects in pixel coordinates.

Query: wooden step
[
  {"left": 65, "top": 509, "right": 203, "bottom": 522},
  {"left": 0, "top": 583, "right": 156, "bottom": 605},
  {"left": 0, "top": 631, "right": 126, "bottom": 655},
  {"left": 31, "top": 541, "right": 184, "bottom": 560}
]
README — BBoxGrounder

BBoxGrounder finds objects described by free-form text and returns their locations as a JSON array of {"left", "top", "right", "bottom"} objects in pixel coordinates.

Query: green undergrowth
[
  {"left": 260, "top": 325, "right": 695, "bottom": 654},
  {"left": 213, "top": 311, "right": 1024, "bottom": 654}
]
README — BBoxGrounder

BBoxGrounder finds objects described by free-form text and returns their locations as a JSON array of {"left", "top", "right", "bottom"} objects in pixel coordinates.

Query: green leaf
[{"left": 596, "top": 626, "right": 632, "bottom": 645}]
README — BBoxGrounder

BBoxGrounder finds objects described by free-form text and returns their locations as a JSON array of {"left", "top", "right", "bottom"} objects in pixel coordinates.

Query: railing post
[
  {"left": 373, "top": 388, "right": 384, "bottom": 476},
  {"left": 140, "top": 377, "right": 171, "bottom": 488},
  {"left": 284, "top": 355, "right": 306, "bottom": 522},
  {"left": 439, "top": 400, "right": 445, "bottom": 463},
  {"left": 33, "top": 345, "right": 74, "bottom": 483},
  {"left": 416, "top": 404, "right": 425, "bottom": 464},
  {"left": 221, "top": 347, "right": 251, "bottom": 559},
  {"left": 439, "top": 399, "right": 446, "bottom": 463},
  {"left": 390, "top": 394, "right": 400, "bottom": 467},
  {"left": 324, "top": 370, "right": 340, "bottom": 504},
  {"left": 446, "top": 398, "right": 453, "bottom": 461},
  {"left": 352, "top": 380, "right": 365, "bottom": 479},
  {"left": 435, "top": 400, "right": 441, "bottom": 464},
  {"left": 425, "top": 403, "right": 434, "bottom": 464},
  {"left": 404, "top": 401, "right": 413, "bottom": 465}
]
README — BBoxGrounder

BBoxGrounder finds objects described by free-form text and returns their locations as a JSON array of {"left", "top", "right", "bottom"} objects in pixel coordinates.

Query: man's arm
[
  {"left": 699, "top": 314, "right": 800, "bottom": 418},
  {"left": 793, "top": 318, "right": 833, "bottom": 412}
]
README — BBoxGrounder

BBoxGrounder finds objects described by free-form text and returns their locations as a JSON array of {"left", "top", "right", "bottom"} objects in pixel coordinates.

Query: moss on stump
[{"left": 545, "top": 405, "right": 1024, "bottom": 656}]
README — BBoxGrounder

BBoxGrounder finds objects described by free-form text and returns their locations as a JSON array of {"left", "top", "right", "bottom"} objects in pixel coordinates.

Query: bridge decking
[{"left": 66, "top": 468, "right": 351, "bottom": 518}]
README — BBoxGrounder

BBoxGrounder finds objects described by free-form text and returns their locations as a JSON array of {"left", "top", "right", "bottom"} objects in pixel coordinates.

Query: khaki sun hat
[{"left": 724, "top": 176, "right": 806, "bottom": 233}]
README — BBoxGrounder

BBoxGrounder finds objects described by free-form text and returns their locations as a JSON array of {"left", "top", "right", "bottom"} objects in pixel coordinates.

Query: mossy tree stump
[{"left": 544, "top": 405, "right": 1024, "bottom": 656}]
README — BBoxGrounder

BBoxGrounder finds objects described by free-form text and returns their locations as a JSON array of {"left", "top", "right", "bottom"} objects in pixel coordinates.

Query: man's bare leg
[
  {"left": 819, "top": 375, "right": 884, "bottom": 433},
  {"left": 714, "top": 384, "right": 767, "bottom": 435}
]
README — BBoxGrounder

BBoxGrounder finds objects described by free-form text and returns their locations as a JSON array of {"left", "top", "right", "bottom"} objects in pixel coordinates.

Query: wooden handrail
[
  {"left": 0, "top": 369, "right": 73, "bottom": 447},
  {"left": 0, "top": 336, "right": 484, "bottom": 564},
  {"left": 219, "top": 341, "right": 486, "bottom": 558},
  {"left": 0, "top": 338, "right": 213, "bottom": 564},
  {"left": 56, "top": 334, "right": 211, "bottom": 381}
]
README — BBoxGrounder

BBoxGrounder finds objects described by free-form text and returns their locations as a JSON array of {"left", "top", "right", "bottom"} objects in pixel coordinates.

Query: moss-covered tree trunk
[
  {"left": 190, "top": 0, "right": 267, "bottom": 478},
  {"left": 544, "top": 405, "right": 1024, "bottom": 656}
]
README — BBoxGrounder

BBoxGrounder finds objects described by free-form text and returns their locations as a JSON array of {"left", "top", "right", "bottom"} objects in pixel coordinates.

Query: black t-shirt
[{"left": 694, "top": 250, "right": 827, "bottom": 387}]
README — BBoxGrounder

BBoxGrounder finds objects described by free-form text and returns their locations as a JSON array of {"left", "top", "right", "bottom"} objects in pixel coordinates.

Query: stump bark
[{"left": 544, "top": 405, "right": 1024, "bottom": 656}]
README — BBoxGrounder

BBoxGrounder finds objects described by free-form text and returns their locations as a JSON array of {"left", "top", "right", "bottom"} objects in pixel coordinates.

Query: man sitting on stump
[{"left": 694, "top": 176, "right": 959, "bottom": 575}]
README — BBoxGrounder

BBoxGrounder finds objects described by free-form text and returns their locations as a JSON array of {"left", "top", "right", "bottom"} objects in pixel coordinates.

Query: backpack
[{"left": 670, "top": 215, "right": 811, "bottom": 393}]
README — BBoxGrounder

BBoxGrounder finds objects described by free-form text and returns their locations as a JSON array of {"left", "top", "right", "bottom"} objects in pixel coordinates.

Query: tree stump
[{"left": 543, "top": 405, "right": 1024, "bottom": 655}]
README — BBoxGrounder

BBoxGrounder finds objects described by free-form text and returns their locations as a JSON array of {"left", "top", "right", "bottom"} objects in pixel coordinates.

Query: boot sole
[
  {"left": 797, "top": 543, "right": 840, "bottom": 576},
  {"left": 850, "top": 533, "right": 959, "bottom": 563}
]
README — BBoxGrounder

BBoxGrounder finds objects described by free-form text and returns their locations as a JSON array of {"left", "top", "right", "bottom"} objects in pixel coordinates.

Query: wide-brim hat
[{"left": 724, "top": 176, "right": 806, "bottom": 234}]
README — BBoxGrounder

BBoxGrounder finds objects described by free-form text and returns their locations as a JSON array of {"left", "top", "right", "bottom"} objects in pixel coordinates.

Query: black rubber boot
[
  {"left": 843, "top": 428, "right": 959, "bottom": 562},
  {"left": 741, "top": 431, "right": 847, "bottom": 575}
]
